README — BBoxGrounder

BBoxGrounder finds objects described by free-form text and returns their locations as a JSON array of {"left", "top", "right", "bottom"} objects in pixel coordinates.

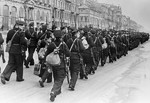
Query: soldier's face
[
  {"left": 76, "top": 32, "right": 80, "bottom": 38},
  {"left": 15, "top": 25, "right": 19, "bottom": 29},
  {"left": 19, "top": 25, "right": 25, "bottom": 30}
]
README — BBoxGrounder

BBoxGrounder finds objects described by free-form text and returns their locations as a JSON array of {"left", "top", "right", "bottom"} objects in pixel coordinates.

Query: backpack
[
  {"left": 38, "top": 47, "right": 47, "bottom": 59},
  {"left": 81, "top": 36, "right": 89, "bottom": 49},
  {"left": 102, "top": 38, "right": 108, "bottom": 49},
  {"left": 46, "top": 42, "right": 63, "bottom": 66},
  {"left": 110, "top": 40, "right": 115, "bottom": 48}
]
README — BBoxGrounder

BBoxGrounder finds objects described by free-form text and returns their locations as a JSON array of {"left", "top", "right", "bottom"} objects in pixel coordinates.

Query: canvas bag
[
  {"left": 81, "top": 36, "right": 89, "bottom": 49},
  {"left": 46, "top": 42, "right": 63, "bottom": 66},
  {"left": 110, "top": 40, "right": 115, "bottom": 48},
  {"left": 34, "top": 63, "right": 41, "bottom": 76},
  {"left": 38, "top": 47, "right": 47, "bottom": 59},
  {"left": 5, "top": 31, "right": 18, "bottom": 52},
  {"left": 102, "top": 38, "right": 108, "bottom": 49}
]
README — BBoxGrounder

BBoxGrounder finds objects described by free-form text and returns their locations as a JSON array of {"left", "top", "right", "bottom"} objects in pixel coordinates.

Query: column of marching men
[{"left": 0, "top": 20, "right": 149, "bottom": 102}]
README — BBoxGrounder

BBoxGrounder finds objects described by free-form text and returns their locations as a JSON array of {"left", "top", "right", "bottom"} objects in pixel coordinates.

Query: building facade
[
  {"left": 0, "top": 0, "right": 142, "bottom": 31},
  {"left": 0, "top": 0, "right": 53, "bottom": 30},
  {"left": 78, "top": 0, "right": 103, "bottom": 28},
  {"left": 0, "top": 0, "right": 82, "bottom": 30},
  {"left": 51, "top": 0, "right": 81, "bottom": 28}
]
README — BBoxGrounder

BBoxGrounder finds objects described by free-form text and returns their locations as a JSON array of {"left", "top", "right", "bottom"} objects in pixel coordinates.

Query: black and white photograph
[{"left": 0, "top": 0, "right": 150, "bottom": 103}]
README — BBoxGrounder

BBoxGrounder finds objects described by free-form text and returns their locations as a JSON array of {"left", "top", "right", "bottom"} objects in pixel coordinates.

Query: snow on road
[{"left": 0, "top": 38, "right": 150, "bottom": 103}]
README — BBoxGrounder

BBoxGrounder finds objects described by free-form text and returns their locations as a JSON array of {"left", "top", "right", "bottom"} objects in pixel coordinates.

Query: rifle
[
  {"left": 90, "top": 47, "right": 96, "bottom": 73},
  {"left": 78, "top": 53, "right": 88, "bottom": 79},
  {"left": 77, "top": 39, "right": 88, "bottom": 79},
  {"left": 65, "top": 57, "right": 70, "bottom": 84},
  {"left": 62, "top": 42, "right": 70, "bottom": 84}
]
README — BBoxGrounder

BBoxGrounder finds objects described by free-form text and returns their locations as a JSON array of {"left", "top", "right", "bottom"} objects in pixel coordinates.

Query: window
[
  {"left": 28, "top": 8, "right": 34, "bottom": 21},
  {"left": 11, "top": 6, "right": 17, "bottom": 25},
  {"left": 42, "top": 0, "right": 45, "bottom": 4},
  {"left": 47, "top": 0, "right": 49, "bottom": 4},
  {"left": 60, "top": 1, "right": 62, "bottom": 8},
  {"left": 36, "top": 10, "right": 40, "bottom": 20},
  {"left": 46, "top": 13, "right": 49, "bottom": 23},
  {"left": 2, "top": 5, "right": 9, "bottom": 29},
  {"left": 81, "top": 16, "right": 83, "bottom": 21},
  {"left": 41, "top": 11, "right": 45, "bottom": 21},
  {"left": 19, "top": 7, "right": 25, "bottom": 19}
]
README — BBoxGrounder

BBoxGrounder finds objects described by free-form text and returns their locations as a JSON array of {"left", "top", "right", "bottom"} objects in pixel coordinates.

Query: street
[{"left": 0, "top": 35, "right": 150, "bottom": 103}]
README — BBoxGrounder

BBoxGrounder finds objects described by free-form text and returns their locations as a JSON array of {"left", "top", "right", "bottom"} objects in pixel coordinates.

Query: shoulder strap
[
  {"left": 53, "top": 42, "right": 63, "bottom": 48},
  {"left": 69, "top": 38, "right": 77, "bottom": 52},
  {"left": 94, "top": 37, "right": 97, "bottom": 44},
  {"left": 10, "top": 30, "right": 19, "bottom": 42},
  {"left": 29, "top": 30, "right": 35, "bottom": 36},
  {"left": 31, "top": 31, "right": 35, "bottom": 37},
  {"left": 58, "top": 42, "right": 63, "bottom": 48},
  {"left": 39, "top": 32, "right": 46, "bottom": 40}
]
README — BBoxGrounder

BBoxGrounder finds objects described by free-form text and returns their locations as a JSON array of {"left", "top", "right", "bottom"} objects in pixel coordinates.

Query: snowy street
[{"left": 0, "top": 38, "right": 150, "bottom": 103}]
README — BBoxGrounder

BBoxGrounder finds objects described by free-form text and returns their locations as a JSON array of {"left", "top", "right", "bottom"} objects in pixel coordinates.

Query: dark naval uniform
[
  {"left": 66, "top": 30, "right": 85, "bottom": 90},
  {"left": 46, "top": 30, "right": 70, "bottom": 102},
  {"left": 1, "top": 21, "right": 27, "bottom": 84},
  {"left": 25, "top": 26, "right": 38, "bottom": 68}
]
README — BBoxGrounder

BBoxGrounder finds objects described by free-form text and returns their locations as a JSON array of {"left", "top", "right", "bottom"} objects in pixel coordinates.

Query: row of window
[
  {"left": 34, "top": 0, "right": 78, "bottom": 13},
  {"left": 2, "top": 5, "right": 50, "bottom": 22},
  {"left": 54, "top": 10, "right": 76, "bottom": 22},
  {"left": 80, "top": 16, "right": 101, "bottom": 25}
]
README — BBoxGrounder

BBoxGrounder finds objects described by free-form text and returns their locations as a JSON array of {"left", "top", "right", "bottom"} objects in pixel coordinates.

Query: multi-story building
[
  {"left": 78, "top": 0, "right": 122, "bottom": 30},
  {"left": 96, "top": 3, "right": 122, "bottom": 30},
  {"left": 78, "top": 0, "right": 103, "bottom": 28},
  {"left": 0, "top": 0, "right": 142, "bottom": 31},
  {"left": 0, "top": 0, "right": 53, "bottom": 30},
  {"left": 0, "top": 0, "right": 82, "bottom": 30},
  {"left": 52, "top": 0, "right": 81, "bottom": 28}
]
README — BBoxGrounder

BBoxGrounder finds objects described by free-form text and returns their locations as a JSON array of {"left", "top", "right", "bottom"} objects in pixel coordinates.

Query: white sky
[{"left": 97, "top": 0, "right": 150, "bottom": 32}]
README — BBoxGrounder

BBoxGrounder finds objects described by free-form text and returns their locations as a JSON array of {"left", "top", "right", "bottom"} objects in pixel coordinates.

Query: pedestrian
[
  {"left": 81, "top": 28, "right": 95, "bottom": 76},
  {"left": 25, "top": 22, "right": 38, "bottom": 68},
  {"left": 66, "top": 29, "right": 85, "bottom": 90},
  {"left": 1, "top": 20, "right": 27, "bottom": 84},
  {"left": 45, "top": 30, "right": 70, "bottom": 102},
  {"left": 37, "top": 25, "right": 53, "bottom": 82},
  {"left": 38, "top": 36, "right": 53, "bottom": 87}
]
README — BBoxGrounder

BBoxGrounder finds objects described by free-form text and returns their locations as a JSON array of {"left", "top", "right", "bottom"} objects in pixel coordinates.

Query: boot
[
  {"left": 30, "top": 59, "right": 34, "bottom": 66},
  {"left": 24, "top": 61, "right": 29, "bottom": 68},
  {"left": 1, "top": 75, "right": 6, "bottom": 84},
  {"left": 50, "top": 92, "right": 56, "bottom": 102},
  {"left": 39, "top": 79, "right": 44, "bottom": 87}
]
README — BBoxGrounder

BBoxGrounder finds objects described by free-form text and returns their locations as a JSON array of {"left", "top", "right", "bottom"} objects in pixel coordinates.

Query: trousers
[
  {"left": 2, "top": 53, "right": 23, "bottom": 81},
  {"left": 51, "top": 67, "right": 66, "bottom": 96},
  {"left": 26, "top": 46, "right": 36, "bottom": 65}
]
